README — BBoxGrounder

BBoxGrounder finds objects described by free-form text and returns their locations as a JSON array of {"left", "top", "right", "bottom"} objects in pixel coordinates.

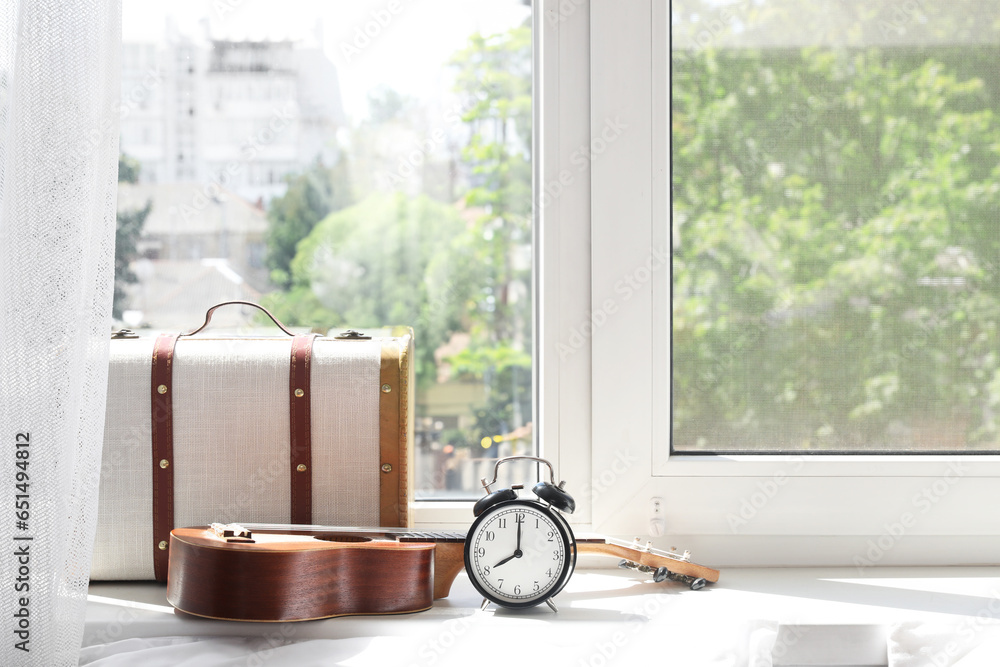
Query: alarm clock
[{"left": 464, "top": 456, "right": 576, "bottom": 612}]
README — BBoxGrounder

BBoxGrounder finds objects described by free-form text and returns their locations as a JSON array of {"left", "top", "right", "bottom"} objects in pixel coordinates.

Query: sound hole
[{"left": 313, "top": 534, "right": 373, "bottom": 543}]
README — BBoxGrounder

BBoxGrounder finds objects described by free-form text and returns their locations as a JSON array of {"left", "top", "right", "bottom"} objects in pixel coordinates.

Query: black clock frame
[{"left": 463, "top": 497, "right": 577, "bottom": 609}]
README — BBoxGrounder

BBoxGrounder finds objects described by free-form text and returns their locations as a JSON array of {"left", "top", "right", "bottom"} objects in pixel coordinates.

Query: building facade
[{"left": 120, "top": 24, "right": 345, "bottom": 205}]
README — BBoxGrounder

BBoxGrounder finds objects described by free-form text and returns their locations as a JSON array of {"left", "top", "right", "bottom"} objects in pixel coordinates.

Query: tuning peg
[{"left": 653, "top": 567, "right": 669, "bottom": 583}]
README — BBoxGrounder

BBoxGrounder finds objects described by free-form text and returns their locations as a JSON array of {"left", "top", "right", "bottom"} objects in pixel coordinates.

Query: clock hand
[
  {"left": 493, "top": 552, "right": 517, "bottom": 568},
  {"left": 494, "top": 519, "right": 527, "bottom": 569}
]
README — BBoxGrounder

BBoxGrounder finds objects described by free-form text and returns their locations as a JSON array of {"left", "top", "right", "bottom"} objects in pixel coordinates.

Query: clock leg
[{"left": 545, "top": 598, "right": 559, "bottom": 613}]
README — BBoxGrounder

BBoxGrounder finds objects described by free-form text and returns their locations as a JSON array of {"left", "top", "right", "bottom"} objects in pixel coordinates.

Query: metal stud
[
  {"left": 159, "top": 459, "right": 169, "bottom": 469},
  {"left": 157, "top": 384, "right": 168, "bottom": 395},
  {"left": 381, "top": 463, "right": 392, "bottom": 473},
  {"left": 381, "top": 384, "right": 392, "bottom": 393},
  {"left": 294, "top": 388, "right": 305, "bottom": 398},
  {"left": 297, "top": 464, "right": 307, "bottom": 472},
  {"left": 158, "top": 541, "right": 168, "bottom": 550}
]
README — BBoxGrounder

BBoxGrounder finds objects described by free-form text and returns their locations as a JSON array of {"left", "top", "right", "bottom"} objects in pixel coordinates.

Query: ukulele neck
[{"left": 236, "top": 523, "right": 465, "bottom": 543}]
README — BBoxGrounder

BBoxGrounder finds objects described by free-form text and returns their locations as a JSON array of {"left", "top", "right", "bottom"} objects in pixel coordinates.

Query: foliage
[
  {"left": 443, "top": 25, "right": 533, "bottom": 444},
  {"left": 262, "top": 192, "right": 479, "bottom": 384},
  {"left": 117, "top": 153, "right": 141, "bottom": 185},
  {"left": 449, "top": 343, "right": 532, "bottom": 445},
  {"left": 114, "top": 154, "right": 150, "bottom": 320},
  {"left": 672, "top": 13, "right": 1000, "bottom": 451},
  {"left": 265, "top": 160, "right": 350, "bottom": 290},
  {"left": 263, "top": 24, "right": 534, "bottom": 453}
]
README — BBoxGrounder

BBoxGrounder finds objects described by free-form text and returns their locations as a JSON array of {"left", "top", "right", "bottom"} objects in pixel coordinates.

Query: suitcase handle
[{"left": 184, "top": 300, "right": 298, "bottom": 337}]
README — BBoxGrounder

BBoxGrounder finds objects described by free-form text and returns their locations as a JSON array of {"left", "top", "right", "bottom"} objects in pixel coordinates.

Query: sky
[{"left": 122, "top": 0, "right": 531, "bottom": 123}]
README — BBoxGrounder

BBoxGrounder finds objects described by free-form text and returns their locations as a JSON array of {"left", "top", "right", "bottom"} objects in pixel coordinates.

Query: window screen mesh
[{"left": 671, "top": 1, "right": 1000, "bottom": 452}]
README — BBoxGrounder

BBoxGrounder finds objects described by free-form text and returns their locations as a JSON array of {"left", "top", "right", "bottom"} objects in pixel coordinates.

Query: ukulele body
[{"left": 167, "top": 527, "right": 436, "bottom": 621}]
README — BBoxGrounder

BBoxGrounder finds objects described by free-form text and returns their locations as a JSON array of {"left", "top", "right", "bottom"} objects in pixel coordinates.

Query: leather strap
[
  {"left": 379, "top": 340, "right": 404, "bottom": 527},
  {"left": 151, "top": 333, "right": 180, "bottom": 581},
  {"left": 289, "top": 334, "right": 317, "bottom": 524}
]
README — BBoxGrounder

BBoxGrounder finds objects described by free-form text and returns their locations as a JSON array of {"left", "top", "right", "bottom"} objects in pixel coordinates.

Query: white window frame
[{"left": 588, "top": 0, "right": 1000, "bottom": 567}]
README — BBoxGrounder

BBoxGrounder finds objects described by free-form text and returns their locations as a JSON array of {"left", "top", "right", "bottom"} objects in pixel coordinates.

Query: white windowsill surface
[{"left": 84, "top": 563, "right": 1000, "bottom": 666}]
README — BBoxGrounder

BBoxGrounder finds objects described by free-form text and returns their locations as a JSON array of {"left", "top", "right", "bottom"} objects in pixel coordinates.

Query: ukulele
[{"left": 166, "top": 523, "right": 719, "bottom": 622}]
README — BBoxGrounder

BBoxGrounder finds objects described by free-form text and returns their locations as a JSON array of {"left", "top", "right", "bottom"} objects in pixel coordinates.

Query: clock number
[
  {"left": 498, "top": 579, "right": 504, "bottom": 589},
  {"left": 546, "top": 568, "right": 552, "bottom": 577},
  {"left": 485, "top": 531, "right": 495, "bottom": 541},
  {"left": 535, "top": 518, "right": 540, "bottom": 529},
  {"left": 552, "top": 551, "right": 559, "bottom": 560},
  {"left": 484, "top": 566, "right": 491, "bottom": 576},
  {"left": 547, "top": 530, "right": 555, "bottom": 542},
  {"left": 498, "top": 518, "right": 507, "bottom": 529},
  {"left": 533, "top": 581, "right": 540, "bottom": 591},
  {"left": 514, "top": 585, "right": 521, "bottom": 595},
  {"left": 477, "top": 547, "right": 485, "bottom": 557},
  {"left": 515, "top": 513, "right": 525, "bottom": 524}
]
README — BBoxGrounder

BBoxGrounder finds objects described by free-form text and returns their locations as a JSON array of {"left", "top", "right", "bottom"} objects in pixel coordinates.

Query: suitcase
[{"left": 90, "top": 301, "right": 413, "bottom": 581}]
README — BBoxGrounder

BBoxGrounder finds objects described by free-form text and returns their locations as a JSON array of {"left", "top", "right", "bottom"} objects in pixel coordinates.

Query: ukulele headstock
[{"left": 612, "top": 537, "right": 709, "bottom": 591}]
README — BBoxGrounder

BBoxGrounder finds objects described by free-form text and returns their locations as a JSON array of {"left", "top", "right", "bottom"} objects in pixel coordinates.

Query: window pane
[
  {"left": 118, "top": 0, "right": 533, "bottom": 496},
  {"left": 671, "top": 1, "right": 1000, "bottom": 452}
]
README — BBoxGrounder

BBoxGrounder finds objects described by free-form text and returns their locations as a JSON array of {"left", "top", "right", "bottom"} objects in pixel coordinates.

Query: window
[
  {"left": 671, "top": 0, "right": 1000, "bottom": 455},
  {"left": 585, "top": 0, "right": 1000, "bottom": 566},
  {"left": 117, "top": 0, "right": 536, "bottom": 503}
]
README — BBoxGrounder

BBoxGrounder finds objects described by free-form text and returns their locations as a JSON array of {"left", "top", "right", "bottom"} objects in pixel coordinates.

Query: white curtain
[{"left": 0, "top": 0, "right": 121, "bottom": 665}]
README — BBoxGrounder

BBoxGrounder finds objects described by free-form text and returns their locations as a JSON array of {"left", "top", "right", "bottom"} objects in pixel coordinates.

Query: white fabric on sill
[
  {"left": 888, "top": 621, "right": 1000, "bottom": 667},
  {"left": 78, "top": 622, "right": 779, "bottom": 667}
]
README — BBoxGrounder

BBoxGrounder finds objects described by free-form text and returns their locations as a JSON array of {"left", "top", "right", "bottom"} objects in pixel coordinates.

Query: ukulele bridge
[{"left": 210, "top": 522, "right": 255, "bottom": 543}]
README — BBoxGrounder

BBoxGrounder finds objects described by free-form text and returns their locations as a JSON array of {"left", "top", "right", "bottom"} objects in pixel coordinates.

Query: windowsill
[{"left": 84, "top": 563, "right": 1000, "bottom": 665}]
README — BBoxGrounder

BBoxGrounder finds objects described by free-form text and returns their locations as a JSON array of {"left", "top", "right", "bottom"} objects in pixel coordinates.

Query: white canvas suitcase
[{"left": 90, "top": 301, "right": 414, "bottom": 581}]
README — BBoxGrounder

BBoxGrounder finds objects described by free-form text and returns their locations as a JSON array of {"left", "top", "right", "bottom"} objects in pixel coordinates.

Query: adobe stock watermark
[
  {"left": 546, "top": 0, "right": 584, "bottom": 26},
  {"left": 575, "top": 449, "right": 639, "bottom": 504},
  {"left": 539, "top": 116, "right": 628, "bottom": 210},
  {"left": 375, "top": 97, "right": 478, "bottom": 189},
  {"left": 557, "top": 245, "right": 667, "bottom": 360},
  {"left": 877, "top": 0, "right": 929, "bottom": 39},
  {"left": 404, "top": 614, "right": 479, "bottom": 666},
  {"left": 61, "top": 67, "right": 165, "bottom": 185},
  {"left": 169, "top": 102, "right": 296, "bottom": 222},
  {"left": 853, "top": 461, "right": 967, "bottom": 572},
  {"left": 923, "top": 589, "right": 1000, "bottom": 666},
  {"left": 574, "top": 591, "right": 678, "bottom": 667},
  {"left": 243, "top": 624, "right": 298, "bottom": 667},
  {"left": 672, "top": 1, "right": 752, "bottom": 56},
  {"left": 83, "top": 606, "right": 141, "bottom": 651},
  {"left": 212, "top": 0, "right": 249, "bottom": 20},
  {"left": 726, "top": 456, "right": 807, "bottom": 533},
  {"left": 339, "top": 0, "right": 416, "bottom": 64},
  {"left": 689, "top": 294, "right": 795, "bottom": 395},
  {"left": 769, "top": 625, "right": 813, "bottom": 664}
]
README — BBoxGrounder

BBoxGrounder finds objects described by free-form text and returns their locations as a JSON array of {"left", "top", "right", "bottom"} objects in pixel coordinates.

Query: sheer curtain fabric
[{"left": 0, "top": 0, "right": 121, "bottom": 665}]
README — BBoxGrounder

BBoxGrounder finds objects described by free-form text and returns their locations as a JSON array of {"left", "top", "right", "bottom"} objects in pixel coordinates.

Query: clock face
[{"left": 464, "top": 501, "right": 574, "bottom": 608}]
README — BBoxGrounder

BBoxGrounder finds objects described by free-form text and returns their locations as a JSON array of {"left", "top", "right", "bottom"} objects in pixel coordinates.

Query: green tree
[
  {"left": 265, "top": 160, "right": 351, "bottom": 290},
  {"left": 114, "top": 154, "right": 150, "bottom": 320},
  {"left": 263, "top": 192, "right": 480, "bottom": 384},
  {"left": 444, "top": 24, "right": 533, "bottom": 445},
  {"left": 671, "top": 7, "right": 1000, "bottom": 451},
  {"left": 263, "top": 24, "right": 535, "bottom": 453}
]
